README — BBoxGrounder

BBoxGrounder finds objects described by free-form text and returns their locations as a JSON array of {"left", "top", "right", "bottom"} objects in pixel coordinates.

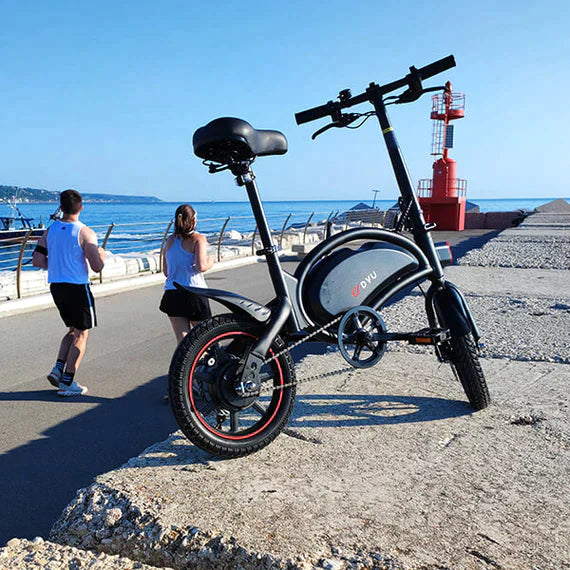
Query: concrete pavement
[
  {"left": 0, "top": 252, "right": 336, "bottom": 546},
  {"left": 50, "top": 353, "right": 570, "bottom": 569},
  {"left": 2, "top": 224, "right": 568, "bottom": 568}
]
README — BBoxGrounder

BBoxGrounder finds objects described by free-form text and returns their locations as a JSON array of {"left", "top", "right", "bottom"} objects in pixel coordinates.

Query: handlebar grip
[
  {"left": 417, "top": 55, "right": 456, "bottom": 80},
  {"left": 295, "top": 103, "right": 332, "bottom": 125}
]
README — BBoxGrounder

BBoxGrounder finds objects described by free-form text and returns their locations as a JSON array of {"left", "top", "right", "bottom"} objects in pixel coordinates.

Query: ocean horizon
[
  {"left": 1, "top": 196, "right": 567, "bottom": 273},
  {"left": 1, "top": 196, "right": 567, "bottom": 237}
]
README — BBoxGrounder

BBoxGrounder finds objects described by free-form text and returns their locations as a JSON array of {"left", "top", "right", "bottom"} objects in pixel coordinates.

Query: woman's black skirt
[{"left": 159, "top": 289, "right": 212, "bottom": 321}]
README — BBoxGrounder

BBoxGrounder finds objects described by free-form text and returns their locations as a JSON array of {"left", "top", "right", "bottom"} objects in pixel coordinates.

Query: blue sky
[{"left": 1, "top": 0, "right": 568, "bottom": 202}]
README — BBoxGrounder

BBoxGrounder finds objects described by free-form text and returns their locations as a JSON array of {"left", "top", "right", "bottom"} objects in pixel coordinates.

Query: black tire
[
  {"left": 169, "top": 314, "right": 296, "bottom": 458},
  {"left": 446, "top": 333, "right": 490, "bottom": 411}
]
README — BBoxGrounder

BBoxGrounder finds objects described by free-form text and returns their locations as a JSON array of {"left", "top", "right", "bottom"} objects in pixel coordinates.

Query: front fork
[{"left": 426, "top": 281, "right": 481, "bottom": 360}]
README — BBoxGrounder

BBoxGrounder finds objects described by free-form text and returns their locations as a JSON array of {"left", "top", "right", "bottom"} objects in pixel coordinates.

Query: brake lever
[
  {"left": 311, "top": 122, "right": 340, "bottom": 139},
  {"left": 311, "top": 113, "right": 360, "bottom": 139}
]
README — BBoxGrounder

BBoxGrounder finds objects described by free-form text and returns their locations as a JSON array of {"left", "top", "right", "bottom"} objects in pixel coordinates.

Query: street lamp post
[{"left": 372, "top": 189, "right": 381, "bottom": 209}]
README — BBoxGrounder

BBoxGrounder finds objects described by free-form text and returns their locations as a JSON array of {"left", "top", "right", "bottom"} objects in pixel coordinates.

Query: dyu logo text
[{"left": 351, "top": 271, "right": 378, "bottom": 297}]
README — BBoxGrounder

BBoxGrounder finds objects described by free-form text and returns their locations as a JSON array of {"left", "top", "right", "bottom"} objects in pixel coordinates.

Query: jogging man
[{"left": 32, "top": 189, "right": 105, "bottom": 396}]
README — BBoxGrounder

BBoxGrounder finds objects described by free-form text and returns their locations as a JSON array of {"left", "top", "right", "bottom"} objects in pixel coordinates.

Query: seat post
[{"left": 236, "top": 168, "right": 289, "bottom": 299}]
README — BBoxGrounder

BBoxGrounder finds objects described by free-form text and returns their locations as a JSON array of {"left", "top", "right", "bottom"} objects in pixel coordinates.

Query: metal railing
[
  {"left": 417, "top": 178, "right": 468, "bottom": 198},
  {"left": 0, "top": 208, "right": 391, "bottom": 301}
]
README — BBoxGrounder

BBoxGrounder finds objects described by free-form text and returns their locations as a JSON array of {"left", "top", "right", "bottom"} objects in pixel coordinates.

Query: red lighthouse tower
[{"left": 417, "top": 82, "right": 467, "bottom": 230}]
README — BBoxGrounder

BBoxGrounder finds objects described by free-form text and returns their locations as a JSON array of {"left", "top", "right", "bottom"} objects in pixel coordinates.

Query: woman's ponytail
[{"left": 174, "top": 204, "right": 197, "bottom": 238}]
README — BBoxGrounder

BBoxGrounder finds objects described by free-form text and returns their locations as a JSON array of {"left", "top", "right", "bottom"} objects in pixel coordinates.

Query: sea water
[
  {"left": 0, "top": 197, "right": 565, "bottom": 272},
  {"left": 0, "top": 198, "right": 563, "bottom": 236}
]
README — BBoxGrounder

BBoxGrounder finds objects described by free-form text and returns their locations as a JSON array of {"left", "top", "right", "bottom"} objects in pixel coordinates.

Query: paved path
[
  {"left": 0, "top": 230, "right": 498, "bottom": 546},
  {"left": 0, "top": 259, "right": 297, "bottom": 545}
]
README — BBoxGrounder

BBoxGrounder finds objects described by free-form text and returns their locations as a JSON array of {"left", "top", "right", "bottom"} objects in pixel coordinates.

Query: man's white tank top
[
  {"left": 164, "top": 236, "right": 207, "bottom": 291},
  {"left": 47, "top": 220, "right": 90, "bottom": 284}
]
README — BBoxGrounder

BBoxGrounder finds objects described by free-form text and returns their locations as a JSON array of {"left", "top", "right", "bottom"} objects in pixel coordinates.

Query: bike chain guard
[{"left": 337, "top": 306, "right": 387, "bottom": 369}]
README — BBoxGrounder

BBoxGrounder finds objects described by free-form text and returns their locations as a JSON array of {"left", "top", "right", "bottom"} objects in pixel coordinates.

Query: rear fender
[{"left": 174, "top": 283, "right": 270, "bottom": 323}]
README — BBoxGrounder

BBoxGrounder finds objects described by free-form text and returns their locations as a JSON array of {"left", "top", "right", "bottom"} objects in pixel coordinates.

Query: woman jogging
[{"left": 159, "top": 204, "right": 214, "bottom": 344}]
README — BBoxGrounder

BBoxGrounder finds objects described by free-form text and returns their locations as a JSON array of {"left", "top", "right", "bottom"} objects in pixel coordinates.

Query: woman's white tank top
[
  {"left": 47, "top": 220, "right": 90, "bottom": 284},
  {"left": 164, "top": 236, "right": 207, "bottom": 290}
]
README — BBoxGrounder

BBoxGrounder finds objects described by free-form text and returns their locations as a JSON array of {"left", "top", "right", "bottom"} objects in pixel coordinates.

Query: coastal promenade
[{"left": 0, "top": 217, "right": 569, "bottom": 568}]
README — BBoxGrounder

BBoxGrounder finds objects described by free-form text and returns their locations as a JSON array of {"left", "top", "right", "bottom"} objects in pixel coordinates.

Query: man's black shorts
[
  {"left": 50, "top": 283, "right": 97, "bottom": 330},
  {"left": 159, "top": 289, "right": 211, "bottom": 321}
]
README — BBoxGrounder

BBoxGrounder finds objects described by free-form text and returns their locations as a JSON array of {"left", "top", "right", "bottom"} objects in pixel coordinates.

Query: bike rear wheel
[
  {"left": 446, "top": 333, "right": 490, "bottom": 410},
  {"left": 169, "top": 314, "right": 296, "bottom": 457}
]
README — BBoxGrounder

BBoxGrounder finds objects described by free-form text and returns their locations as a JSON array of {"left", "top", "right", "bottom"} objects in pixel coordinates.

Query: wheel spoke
[
  {"left": 252, "top": 401, "right": 267, "bottom": 415},
  {"left": 342, "top": 333, "right": 356, "bottom": 344},
  {"left": 205, "top": 344, "right": 232, "bottom": 367},
  {"left": 196, "top": 400, "right": 216, "bottom": 417},
  {"left": 230, "top": 411, "right": 240, "bottom": 431},
  {"left": 258, "top": 372, "right": 274, "bottom": 385},
  {"left": 353, "top": 344, "right": 363, "bottom": 360}
]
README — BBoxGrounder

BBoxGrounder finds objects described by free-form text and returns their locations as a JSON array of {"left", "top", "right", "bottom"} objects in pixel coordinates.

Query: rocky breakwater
[{"left": 2, "top": 206, "right": 569, "bottom": 569}]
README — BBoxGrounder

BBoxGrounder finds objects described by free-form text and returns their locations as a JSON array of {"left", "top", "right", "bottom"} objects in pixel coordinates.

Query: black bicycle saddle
[{"left": 193, "top": 117, "right": 287, "bottom": 163}]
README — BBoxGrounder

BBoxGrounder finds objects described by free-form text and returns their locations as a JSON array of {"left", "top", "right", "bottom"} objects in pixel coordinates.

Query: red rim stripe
[{"left": 188, "top": 331, "right": 284, "bottom": 440}]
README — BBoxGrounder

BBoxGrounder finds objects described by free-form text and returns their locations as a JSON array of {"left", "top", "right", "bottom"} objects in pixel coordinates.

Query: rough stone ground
[
  {"left": 379, "top": 286, "right": 570, "bottom": 364},
  {"left": 0, "top": 537, "right": 173, "bottom": 569},
  {"left": 456, "top": 215, "right": 570, "bottom": 270}
]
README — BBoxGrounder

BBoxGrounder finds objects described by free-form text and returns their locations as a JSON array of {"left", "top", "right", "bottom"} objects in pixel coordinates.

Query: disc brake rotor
[{"left": 337, "top": 306, "right": 387, "bottom": 368}]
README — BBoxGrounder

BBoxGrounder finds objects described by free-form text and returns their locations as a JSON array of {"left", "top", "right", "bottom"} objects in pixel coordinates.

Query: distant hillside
[{"left": 0, "top": 185, "right": 162, "bottom": 204}]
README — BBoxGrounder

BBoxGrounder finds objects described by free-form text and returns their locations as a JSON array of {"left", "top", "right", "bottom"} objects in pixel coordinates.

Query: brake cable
[{"left": 345, "top": 111, "right": 376, "bottom": 129}]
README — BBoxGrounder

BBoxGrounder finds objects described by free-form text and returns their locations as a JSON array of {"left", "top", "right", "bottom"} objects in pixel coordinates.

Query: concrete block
[
  {"left": 465, "top": 211, "right": 524, "bottom": 230},
  {"left": 291, "top": 243, "right": 317, "bottom": 258},
  {"left": 464, "top": 212, "right": 486, "bottom": 229}
]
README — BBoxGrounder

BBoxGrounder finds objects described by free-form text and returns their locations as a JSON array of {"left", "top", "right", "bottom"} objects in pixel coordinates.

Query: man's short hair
[{"left": 60, "top": 189, "right": 83, "bottom": 215}]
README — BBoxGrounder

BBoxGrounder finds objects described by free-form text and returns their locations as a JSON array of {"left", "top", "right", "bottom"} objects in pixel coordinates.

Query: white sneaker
[
  {"left": 47, "top": 368, "right": 62, "bottom": 388},
  {"left": 57, "top": 381, "right": 88, "bottom": 397}
]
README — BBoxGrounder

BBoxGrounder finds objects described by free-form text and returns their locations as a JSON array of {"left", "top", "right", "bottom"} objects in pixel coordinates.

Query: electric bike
[{"left": 169, "top": 55, "right": 490, "bottom": 457}]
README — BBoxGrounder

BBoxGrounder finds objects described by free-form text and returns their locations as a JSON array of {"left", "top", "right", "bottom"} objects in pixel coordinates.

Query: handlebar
[
  {"left": 295, "top": 102, "right": 336, "bottom": 127},
  {"left": 295, "top": 55, "right": 456, "bottom": 125},
  {"left": 416, "top": 54, "right": 456, "bottom": 81}
]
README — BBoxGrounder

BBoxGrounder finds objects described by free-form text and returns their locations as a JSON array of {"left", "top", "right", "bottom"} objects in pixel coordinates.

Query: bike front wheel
[
  {"left": 446, "top": 333, "right": 490, "bottom": 411},
  {"left": 169, "top": 314, "right": 296, "bottom": 458}
]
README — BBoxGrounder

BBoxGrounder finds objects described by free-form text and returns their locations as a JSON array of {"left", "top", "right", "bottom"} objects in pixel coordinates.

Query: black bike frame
[
  {"left": 368, "top": 85, "right": 445, "bottom": 282},
  {"left": 236, "top": 99, "right": 449, "bottom": 371},
  {"left": 235, "top": 170, "right": 293, "bottom": 360},
  {"left": 226, "top": 75, "right": 490, "bottom": 389}
]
